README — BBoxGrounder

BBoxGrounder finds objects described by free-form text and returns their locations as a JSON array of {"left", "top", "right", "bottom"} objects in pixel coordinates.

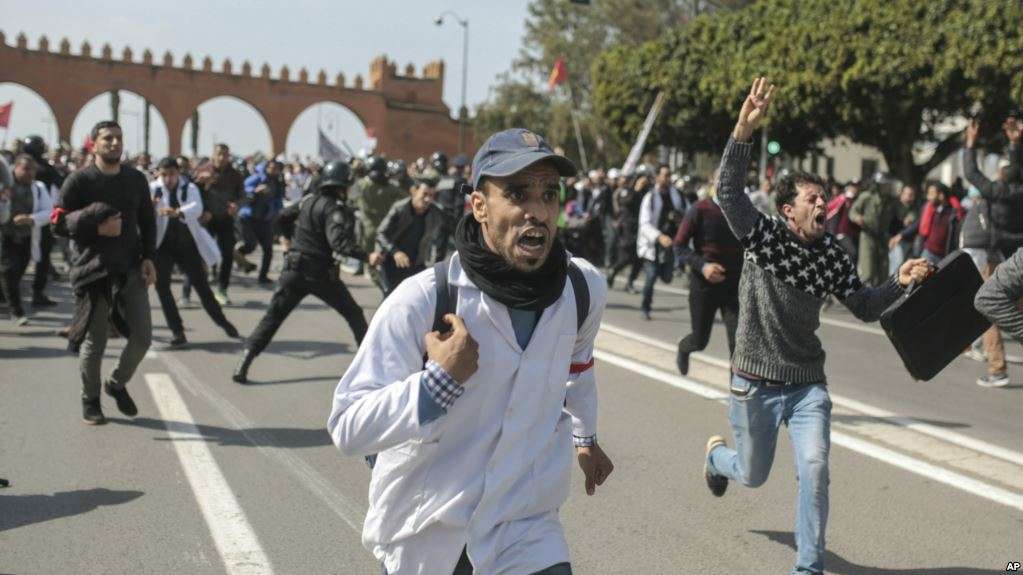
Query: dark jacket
[
  {"left": 964, "top": 145, "right": 1023, "bottom": 253},
  {"left": 52, "top": 201, "right": 131, "bottom": 352},
  {"left": 280, "top": 192, "right": 365, "bottom": 265},
  {"left": 199, "top": 164, "right": 245, "bottom": 219},
  {"left": 55, "top": 201, "right": 120, "bottom": 290},
  {"left": 375, "top": 198, "right": 453, "bottom": 266}
]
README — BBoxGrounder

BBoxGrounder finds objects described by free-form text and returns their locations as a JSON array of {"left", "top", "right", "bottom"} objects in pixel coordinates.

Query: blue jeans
[
  {"left": 707, "top": 374, "right": 832, "bottom": 575},
  {"left": 640, "top": 258, "right": 673, "bottom": 312},
  {"left": 921, "top": 248, "right": 942, "bottom": 266}
]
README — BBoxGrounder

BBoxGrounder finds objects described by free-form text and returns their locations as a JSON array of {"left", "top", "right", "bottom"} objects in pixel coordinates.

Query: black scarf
[{"left": 454, "top": 214, "right": 568, "bottom": 311}]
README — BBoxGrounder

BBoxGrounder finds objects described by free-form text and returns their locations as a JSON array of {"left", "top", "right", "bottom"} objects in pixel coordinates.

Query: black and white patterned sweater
[{"left": 716, "top": 138, "right": 902, "bottom": 383}]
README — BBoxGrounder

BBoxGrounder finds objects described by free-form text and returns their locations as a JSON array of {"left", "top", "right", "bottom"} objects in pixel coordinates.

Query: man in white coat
[
  {"left": 0, "top": 154, "right": 55, "bottom": 325},
  {"left": 150, "top": 157, "right": 238, "bottom": 347},
  {"left": 637, "top": 164, "right": 686, "bottom": 319},
  {"left": 328, "top": 128, "right": 614, "bottom": 575}
]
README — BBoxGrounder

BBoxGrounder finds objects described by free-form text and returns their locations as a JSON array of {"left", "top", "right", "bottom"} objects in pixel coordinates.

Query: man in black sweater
[
  {"left": 672, "top": 180, "right": 743, "bottom": 375},
  {"left": 54, "top": 121, "right": 156, "bottom": 425}
]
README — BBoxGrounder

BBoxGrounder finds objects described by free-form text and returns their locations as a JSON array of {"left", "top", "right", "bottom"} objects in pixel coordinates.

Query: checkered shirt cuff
[
  {"left": 422, "top": 360, "right": 464, "bottom": 409},
  {"left": 573, "top": 434, "right": 596, "bottom": 448}
]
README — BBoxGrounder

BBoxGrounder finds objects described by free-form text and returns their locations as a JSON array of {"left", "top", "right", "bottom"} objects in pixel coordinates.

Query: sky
[{"left": 0, "top": 0, "right": 531, "bottom": 159}]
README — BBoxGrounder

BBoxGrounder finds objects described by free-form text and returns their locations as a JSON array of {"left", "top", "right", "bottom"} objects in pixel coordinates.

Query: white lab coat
[
  {"left": 328, "top": 252, "right": 606, "bottom": 575},
  {"left": 150, "top": 178, "right": 221, "bottom": 267},
  {"left": 637, "top": 186, "right": 685, "bottom": 262},
  {"left": 29, "top": 181, "right": 55, "bottom": 263}
]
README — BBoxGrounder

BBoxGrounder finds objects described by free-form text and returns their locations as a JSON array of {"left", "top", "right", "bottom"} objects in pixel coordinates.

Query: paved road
[{"left": 1, "top": 263, "right": 1020, "bottom": 574}]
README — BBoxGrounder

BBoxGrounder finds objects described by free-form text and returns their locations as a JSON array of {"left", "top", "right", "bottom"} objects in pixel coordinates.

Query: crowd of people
[{"left": 2, "top": 77, "right": 1022, "bottom": 573}]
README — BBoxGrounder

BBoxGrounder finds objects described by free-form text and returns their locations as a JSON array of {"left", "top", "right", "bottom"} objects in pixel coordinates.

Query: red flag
[
  {"left": 547, "top": 58, "right": 567, "bottom": 90},
  {"left": 0, "top": 101, "right": 12, "bottom": 129}
]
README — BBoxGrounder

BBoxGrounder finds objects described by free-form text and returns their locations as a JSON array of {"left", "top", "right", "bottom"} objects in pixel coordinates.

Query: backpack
[{"left": 430, "top": 256, "right": 590, "bottom": 334}]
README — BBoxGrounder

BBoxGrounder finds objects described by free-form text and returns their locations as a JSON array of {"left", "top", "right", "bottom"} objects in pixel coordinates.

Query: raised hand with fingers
[
  {"left": 965, "top": 118, "right": 980, "bottom": 149},
  {"left": 733, "top": 76, "right": 776, "bottom": 142},
  {"left": 1004, "top": 116, "right": 1021, "bottom": 145}
]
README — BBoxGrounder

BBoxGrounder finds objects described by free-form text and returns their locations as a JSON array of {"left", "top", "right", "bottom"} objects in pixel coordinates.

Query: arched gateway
[{"left": 0, "top": 31, "right": 469, "bottom": 159}]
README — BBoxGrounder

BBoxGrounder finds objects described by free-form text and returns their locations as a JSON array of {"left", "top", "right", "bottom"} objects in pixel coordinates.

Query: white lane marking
[
  {"left": 600, "top": 321, "right": 1023, "bottom": 467},
  {"left": 629, "top": 280, "right": 888, "bottom": 336},
  {"left": 151, "top": 350, "right": 365, "bottom": 533},
  {"left": 593, "top": 350, "right": 1023, "bottom": 512},
  {"left": 145, "top": 373, "right": 274, "bottom": 575}
]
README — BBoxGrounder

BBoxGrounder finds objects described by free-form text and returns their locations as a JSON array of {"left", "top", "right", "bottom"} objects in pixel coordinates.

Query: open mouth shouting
[{"left": 515, "top": 227, "right": 549, "bottom": 258}]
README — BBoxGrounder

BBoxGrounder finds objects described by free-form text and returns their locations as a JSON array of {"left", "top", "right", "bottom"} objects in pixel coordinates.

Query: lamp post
[{"left": 434, "top": 10, "right": 468, "bottom": 155}]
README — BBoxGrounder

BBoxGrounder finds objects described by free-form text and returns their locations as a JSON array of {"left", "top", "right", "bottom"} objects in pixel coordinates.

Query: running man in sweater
[{"left": 703, "top": 78, "right": 934, "bottom": 575}]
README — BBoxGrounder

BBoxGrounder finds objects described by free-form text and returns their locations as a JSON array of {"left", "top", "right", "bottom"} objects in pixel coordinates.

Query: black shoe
[
  {"left": 167, "top": 332, "right": 188, "bottom": 349},
  {"left": 32, "top": 293, "right": 57, "bottom": 308},
  {"left": 0, "top": 478, "right": 9, "bottom": 488},
  {"left": 233, "top": 349, "right": 256, "bottom": 384},
  {"left": 104, "top": 382, "right": 138, "bottom": 417},
  {"left": 641, "top": 309, "right": 652, "bottom": 321},
  {"left": 606, "top": 275, "right": 615, "bottom": 289},
  {"left": 704, "top": 436, "right": 728, "bottom": 497},
  {"left": 676, "top": 343, "right": 690, "bottom": 376},
  {"left": 82, "top": 399, "right": 107, "bottom": 425},
  {"left": 257, "top": 276, "right": 273, "bottom": 286},
  {"left": 222, "top": 322, "right": 240, "bottom": 339}
]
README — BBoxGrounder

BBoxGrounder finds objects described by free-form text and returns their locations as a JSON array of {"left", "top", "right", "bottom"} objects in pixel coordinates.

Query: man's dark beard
[
  {"left": 97, "top": 152, "right": 121, "bottom": 166},
  {"left": 454, "top": 213, "right": 568, "bottom": 312}
]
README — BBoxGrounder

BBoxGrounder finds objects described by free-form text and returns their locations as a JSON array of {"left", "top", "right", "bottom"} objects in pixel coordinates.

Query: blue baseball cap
[{"left": 471, "top": 128, "right": 576, "bottom": 190}]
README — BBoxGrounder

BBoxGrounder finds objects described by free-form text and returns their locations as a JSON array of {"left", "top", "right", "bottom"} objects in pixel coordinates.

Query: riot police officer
[
  {"left": 352, "top": 155, "right": 404, "bottom": 290},
  {"left": 232, "top": 161, "right": 369, "bottom": 384}
]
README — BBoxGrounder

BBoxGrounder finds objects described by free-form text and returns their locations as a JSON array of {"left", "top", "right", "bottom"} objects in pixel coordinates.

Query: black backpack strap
[
  {"left": 567, "top": 261, "right": 589, "bottom": 333},
  {"left": 432, "top": 257, "right": 456, "bottom": 333}
]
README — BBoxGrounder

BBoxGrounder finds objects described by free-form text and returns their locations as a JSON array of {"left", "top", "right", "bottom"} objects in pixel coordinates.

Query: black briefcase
[{"left": 880, "top": 251, "right": 991, "bottom": 381}]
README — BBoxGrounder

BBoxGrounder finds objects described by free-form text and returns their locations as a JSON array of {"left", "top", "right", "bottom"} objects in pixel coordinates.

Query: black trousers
[
  {"left": 32, "top": 226, "right": 53, "bottom": 295},
  {"left": 0, "top": 237, "right": 32, "bottom": 316},
  {"left": 246, "top": 264, "right": 368, "bottom": 355},
  {"left": 181, "top": 217, "right": 236, "bottom": 298},
  {"left": 209, "top": 217, "right": 236, "bottom": 289},
  {"left": 155, "top": 233, "right": 231, "bottom": 335},
  {"left": 678, "top": 276, "right": 740, "bottom": 356},
  {"left": 238, "top": 218, "right": 274, "bottom": 280}
]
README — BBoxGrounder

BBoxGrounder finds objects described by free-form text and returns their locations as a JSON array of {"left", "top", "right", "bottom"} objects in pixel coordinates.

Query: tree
[
  {"left": 593, "top": 0, "right": 1023, "bottom": 186},
  {"left": 473, "top": 76, "right": 606, "bottom": 169},
  {"left": 497, "top": 0, "right": 753, "bottom": 167}
]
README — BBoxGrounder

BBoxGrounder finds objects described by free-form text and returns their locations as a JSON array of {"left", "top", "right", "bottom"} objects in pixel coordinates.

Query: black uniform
[{"left": 244, "top": 191, "right": 368, "bottom": 357}]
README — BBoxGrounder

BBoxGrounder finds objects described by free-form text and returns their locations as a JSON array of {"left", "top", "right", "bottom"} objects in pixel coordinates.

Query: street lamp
[{"left": 435, "top": 10, "right": 469, "bottom": 156}]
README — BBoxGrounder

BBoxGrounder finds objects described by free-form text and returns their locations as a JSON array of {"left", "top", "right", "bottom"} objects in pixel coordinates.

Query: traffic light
[{"left": 767, "top": 140, "right": 781, "bottom": 155}]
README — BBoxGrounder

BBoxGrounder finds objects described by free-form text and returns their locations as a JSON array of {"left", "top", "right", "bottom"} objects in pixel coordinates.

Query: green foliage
[
  {"left": 592, "top": 0, "right": 1023, "bottom": 184},
  {"left": 476, "top": 0, "right": 751, "bottom": 167}
]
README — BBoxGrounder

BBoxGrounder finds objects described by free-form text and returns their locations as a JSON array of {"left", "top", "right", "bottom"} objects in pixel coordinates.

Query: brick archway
[
  {"left": 0, "top": 31, "right": 471, "bottom": 159},
  {"left": 70, "top": 89, "right": 171, "bottom": 154},
  {"left": 180, "top": 95, "right": 273, "bottom": 156},
  {"left": 284, "top": 100, "right": 372, "bottom": 157},
  {"left": 0, "top": 81, "right": 59, "bottom": 145}
]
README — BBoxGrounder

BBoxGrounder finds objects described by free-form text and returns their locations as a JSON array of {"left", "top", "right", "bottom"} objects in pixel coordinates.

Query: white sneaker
[
  {"left": 963, "top": 349, "right": 986, "bottom": 362},
  {"left": 976, "top": 373, "right": 1010, "bottom": 388},
  {"left": 176, "top": 297, "right": 193, "bottom": 308},
  {"left": 13, "top": 315, "right": 29, "bottom": 327},
  {"left": 214, "top": 289, "right": 231, "bottom": 306}
]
